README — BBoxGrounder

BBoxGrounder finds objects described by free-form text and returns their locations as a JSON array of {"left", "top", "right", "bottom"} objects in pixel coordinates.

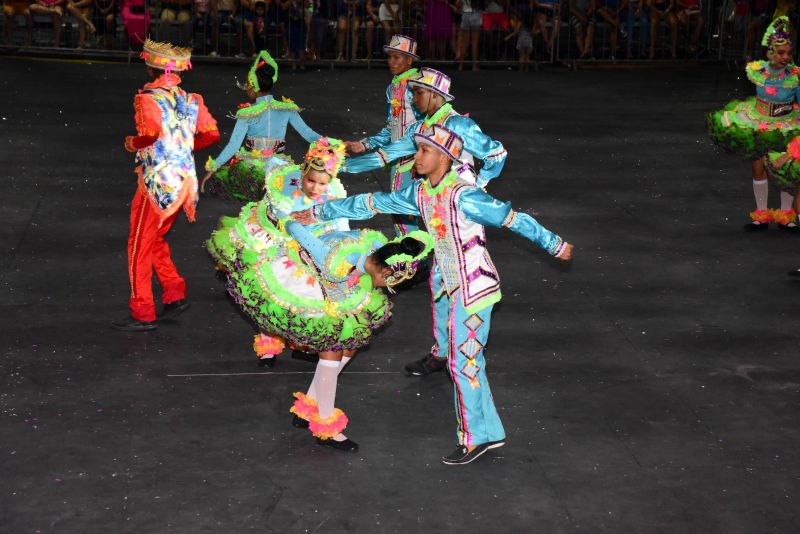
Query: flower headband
[{"left": 304, "top": 137, "right": 347, "bottom": 178}]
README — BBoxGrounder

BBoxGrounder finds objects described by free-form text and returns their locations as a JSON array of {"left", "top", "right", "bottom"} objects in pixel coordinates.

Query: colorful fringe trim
[
  {"left": 253, "top": 333, "right": 285, "bottom": 357},
  {"left": 289, "top": 392, "right": 318, "bottom": 422},
  {"left": 308, "top": 408, "right": 348, "bottom": 440},
  {"left": 771, "top": 208, "right": 797, "bottom": 225},
  {"left": 750, "top": 209, "right": 773, "bottom": 223}
]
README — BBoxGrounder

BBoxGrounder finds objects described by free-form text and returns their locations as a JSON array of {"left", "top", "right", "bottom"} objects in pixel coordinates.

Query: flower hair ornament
[
  {"left": 303, "top": 137, "right": 347, "bottom": 179},
  {"left": 383, "top": 230, "right": 435, "bottom": 291},
  {"left": 762, "top": 16, "right": 793, "bottom": 54}
]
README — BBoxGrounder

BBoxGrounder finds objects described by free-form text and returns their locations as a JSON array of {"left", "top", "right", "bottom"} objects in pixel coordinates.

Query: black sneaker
[
  {"left": 441, "top": 443, "right": 490, "bottom": 466},
  {"left": 257, "top": 356, "right": 275, "bottom": 368},
  {"left": 157, "top": 299, "right": 191, "bottom": 320},
  {"left": 112, "top": 316, "right": 158, "bottom": 332},
  {"left": 404, "top": 354, "right": 447, "bottom": 376},
  {"left": 315, "top": 437, "right": 359, "bottom": 452},
  {"left": 485, "top": 438, "right": 506, "bottom": 450},
  {"left": 788, "top": 268, "right": 800, "bottom": 277},
  {"left": 778, "top": 223, "right": 800, "bottom": 233}
]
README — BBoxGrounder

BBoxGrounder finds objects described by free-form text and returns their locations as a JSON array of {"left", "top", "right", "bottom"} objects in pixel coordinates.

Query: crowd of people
[{"left": 3, "top": 0, "right": 798, "bottom": 64}]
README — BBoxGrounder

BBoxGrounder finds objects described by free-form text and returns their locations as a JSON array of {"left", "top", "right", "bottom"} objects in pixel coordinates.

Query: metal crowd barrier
[{"left": 1, "top": 0, "right": 798, "bottom": 66}]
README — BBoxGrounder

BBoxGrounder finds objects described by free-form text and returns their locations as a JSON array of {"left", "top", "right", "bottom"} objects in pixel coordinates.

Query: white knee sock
[
  {"left": 753, "top": 179, "right": 769, "bottom": 211},
  {"left": 780, "top": 191, "right": 794, "bottom": 212},
  {"left": 307, "top": 356, "right": 351, "bottom": 400},
  {"left": 312, "top": 359, "right": 346, "bottom": 441}
]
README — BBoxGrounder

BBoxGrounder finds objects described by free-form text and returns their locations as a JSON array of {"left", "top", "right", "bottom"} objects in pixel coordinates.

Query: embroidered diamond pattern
[
  {"left": 458, "top": 337, "right": 484, "bottom": 361},
  {"left": 464, "top": 314, "right": 484, "bottom": 332}
]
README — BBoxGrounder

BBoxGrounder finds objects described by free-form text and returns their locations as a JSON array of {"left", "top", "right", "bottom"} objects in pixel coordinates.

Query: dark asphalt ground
[{"left": 1, "top": 57, "right": 799, "bottom": 533}]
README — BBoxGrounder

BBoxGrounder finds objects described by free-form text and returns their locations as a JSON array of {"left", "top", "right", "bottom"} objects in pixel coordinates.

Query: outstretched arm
[
  {"left": 207, "top": 119, "right": 248, "bottom": 169},
  {"left": 294, "top": 183, "right": 421, "bottom": 224},
  {"left": 447, "top": 116, "right": 507, "bottom": 187},
  {"left": 345, "top": 125, "right": 419, "bottom": 173},
  {"left": 284, "top": 219, "right": 329, "bottom": 266},
  {"left": 288, "top": 111, "right": 322, "bottom": 143},
  {"left": 458, "top": 188, "right": 572, "bottom": 259}
]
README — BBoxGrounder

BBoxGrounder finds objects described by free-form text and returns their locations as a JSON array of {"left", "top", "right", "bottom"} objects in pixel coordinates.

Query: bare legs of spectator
[
  {"left": 30, "top": 3, "right": 63, "bottom": 47},
  {"left": 4, "top": 8, "right": 33, "bottom": 45},
  {"left": 427, "top": 37, "right": 446, "bottom": 60},
  {"left": 243, "top": 19, "right": 255, "bottom": 55},
  {"left": 648, "top": 8, "right": 676, "bottom": 59},
  {"left": 597, "top": 7, "right": 624, "bottom": 59},
  {"left": 336, "top": 14, "right": 347, "bottom": 59},
  {"left": 744, "top": 17, "right": 765, "bottom": 60},
  {"left": 364, "top": 19, "right": 376, "bottom": 58},
  {"left": 458, "top": 27, "right": 480, "bottom": 71},
  {"left": 68, "top": 0, "right": 96, "bottom": 48},
  {"left": 534, "top": 13, "right": 550, "bottom": 53},
  {"left": 451, "top": 22, "right": 460, "bottom": 60},
  {"left": 678, "top": 10, "right": 703, "bottom": 56},
  {"left": 350, "top": 16, "right": 362, "bottom": 59}
]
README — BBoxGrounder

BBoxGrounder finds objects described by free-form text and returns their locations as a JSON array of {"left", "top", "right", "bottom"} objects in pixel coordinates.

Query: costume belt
[
  {"left": 245, "top": 137, "right": 286, "bottom": 153},
  {"left": 756, "top": 98, "right": 794, "bottom": 118}
]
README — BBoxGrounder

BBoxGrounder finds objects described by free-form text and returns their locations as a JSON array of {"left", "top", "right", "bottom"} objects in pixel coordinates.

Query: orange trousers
[{"left": 127, "top": 188, "right": 186, "bottom": 321}]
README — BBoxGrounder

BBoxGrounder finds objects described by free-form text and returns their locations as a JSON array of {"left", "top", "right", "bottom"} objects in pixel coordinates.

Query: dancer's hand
[
  {"left": 556, "top": 243, "right": 573, "bottom": 261},
  {"left": 200, "top": 170, "right": 215, "bottom": 192},
  {"left": 292, "top": 208, "right": 315, "bottom": 225},
  {"left": 345, "top": 141, "right": 366, "bottom": 155},
  {"left": 772, "top": 152, "right": 793, "bottom": 169}
]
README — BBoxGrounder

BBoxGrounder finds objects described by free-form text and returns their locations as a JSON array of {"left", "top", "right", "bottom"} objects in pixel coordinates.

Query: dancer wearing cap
[
  {"left": 202, "top": 50, "right": 321, "bottom": 202},
  {"left": 294, "top": 125, "right": 573, "bottom": 465},
  {"left": 346, "top": 67, "right": 507, "bottom": 194},
  {"left": 345, "top": 35, "right": 425, "bottom": 236},
  {"left": 113, "top": 39, "right": 220, "bottom": 332},
  {"left": 708, "top": 17, "right": 800, "bottom": 231}
]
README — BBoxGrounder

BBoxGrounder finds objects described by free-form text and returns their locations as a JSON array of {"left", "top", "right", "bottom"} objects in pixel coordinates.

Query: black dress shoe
[
  {"left": 788, "top": 268, "right": 800, "bottom": 277},
  {"left": 291, "top": 350, "right": 319, "bottom": 364},
  {"left": 744, "top": 221, "right": 769, "bottom": 231},
  {"left": 315, "top": 437, "right": 359, "bottom": 452},
  {"left": 112, "top": 316, "right": 157, "bottom": 332},
  {"left": 257, "top": 356, "right": 275, "bottom": 368},
  {"left": 404, "top": 353, "right": 447, "bottom": 376},
  {"left": 292, "top": 414, "right": 309, "bottom": 428},
  {"left": 441, "top": 443, "right": 490, "bottom": 466},
  {"left": 778, "top": 223, "right": 800, "bottom": 233},
  {"left": 485, "top": 438, "right": 506, "bottom": 450},
  {"left": 157, "top": 299, "right": 191, "bottom": 320}
]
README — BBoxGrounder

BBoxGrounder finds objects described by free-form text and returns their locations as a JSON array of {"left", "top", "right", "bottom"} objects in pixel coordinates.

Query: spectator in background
[
  {"left": 409, "top": 0, "right": 426, "bottom": 46},
  {"left": 675, "top": 0, "right": 702, "bottom": 55},
  {"left": 336, "top": 0, "right": 365, "bottom": 60},
  {"left": 210, "top": 0, "right": 237, "bottom": 56},
  {"left": 252, "top": 0, "right": 269, "bottom": 50},
  {"left": 192, "top": 0, "right": 211, "bottom": 51},
  {"left": 363, "top": 0, "right": 379, "bottom": 58},
  {"left": 743, "top": 1, "right": 774, "bottom": 60},
  {"left": 504, "top": 9, "right": 531, "bottom": 69},
  {"left": 308, "top": 0, "right": 336, "bottom": 58},
  {"left": 161, "top": 0, "right": 193, "bottom": 45},
  {"left": 596, "top": 0, "right": 626, "bottom": 60},
  {"left": 29, "top": 0, "right": 65, "bottom": 47},
  {"left": 3, "top": 0, "right": 33, "bottom": 45},
  {"left": 625, "top": 0, "right": 646, "bottom": 57},
  {"left": 379, "top": 0, "right": 401, "bottom": 46},
  {"left": 93, "top": 0, "right": 116, "bottom": 49},
  {"left": 569, "top": 0, "right": 595, "bottom": 58},
  {"left": 281, "top": 0, "right": 307, "bottom": 65},
  {"left": 645, "top": 0, "right": 676, "bottom": 59},
  {"left": 239, "top": 0, "right": 256, "bottom": 55},
  {"left": 67, "top": 0, "right": 96, "bottom": 48},
  {"left": 457, "top": 0, "right": 483, "bottom": 70},
  {"left": 424, "top": 0, "right": 452, "bottom": 59},
  {"left": 532, "top": 0, "right": 560, "bottom": 56},
  {"left": 482, "top": 0, "right": 508, "bottom": 32},
  {"left": 449, "top": 0, "right": 459, "bottom": 57}
]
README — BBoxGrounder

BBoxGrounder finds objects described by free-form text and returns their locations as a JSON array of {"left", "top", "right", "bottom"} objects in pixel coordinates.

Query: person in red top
[{"left": 113, "top": 39, "right": 220, "bottom": 332}]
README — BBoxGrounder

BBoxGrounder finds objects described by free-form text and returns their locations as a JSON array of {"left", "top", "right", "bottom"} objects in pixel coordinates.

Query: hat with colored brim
[
  {"left": 141, "top": 38, "right": 192, "bottom": 72},
  {"left": 413, "top": 123, "right": 463, "bottom": 163},
  {"left": 407, "top": 67, "right": 454, "bottom": 102},
  {"left": 383, "top": 34, "right": 420, "bottom": 60}
]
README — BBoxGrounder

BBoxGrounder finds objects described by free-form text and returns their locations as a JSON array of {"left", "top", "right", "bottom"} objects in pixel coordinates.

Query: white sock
[
  {"left": 780, "top": 191, "right": 794, "bottom": 212},
  {"left": 313, "top": 359, "right": 347, "bottom": 441},
  {"left": 307, "top": 356, "right": 351, "bottom": 400},
  {"left": 753, "top": 179, "right": 768, "bottom": 211}
]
